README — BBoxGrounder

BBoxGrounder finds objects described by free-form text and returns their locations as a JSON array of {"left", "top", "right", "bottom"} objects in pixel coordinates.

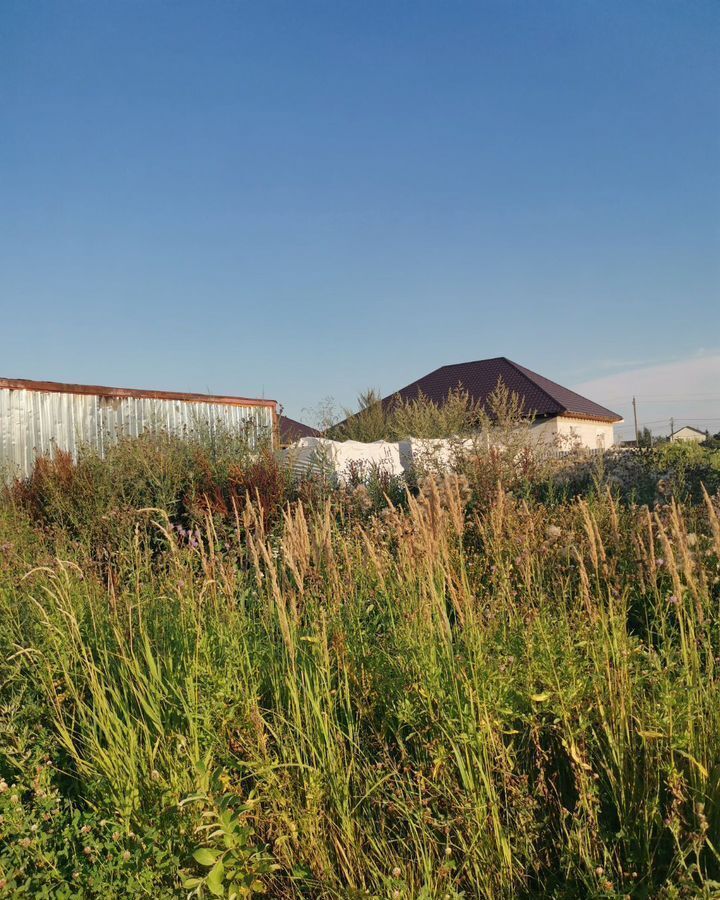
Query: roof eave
[{"left": 557, "top": 411, "right": 624, "bottom": 425}]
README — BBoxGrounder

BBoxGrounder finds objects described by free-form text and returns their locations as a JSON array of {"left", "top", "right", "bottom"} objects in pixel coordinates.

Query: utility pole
[
  {"left": 632, "top": 396, "right": 639, "bottom": 444},
  {"left": 670, "top": 417, "right": 674, "bottom": 441}
]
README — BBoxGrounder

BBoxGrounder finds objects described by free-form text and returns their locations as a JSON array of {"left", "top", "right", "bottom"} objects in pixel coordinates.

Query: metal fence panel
[{"left": 0, "top": 383, "right": 276, "bottom": 479}]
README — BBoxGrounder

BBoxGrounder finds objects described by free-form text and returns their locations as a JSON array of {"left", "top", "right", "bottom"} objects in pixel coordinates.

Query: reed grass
[{"left": 0, "top": 450, "right": 719, "bottom": 897}]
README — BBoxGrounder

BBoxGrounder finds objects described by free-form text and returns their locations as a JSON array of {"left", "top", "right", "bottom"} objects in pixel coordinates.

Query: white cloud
[{"left": 574, "top": 354, "right": 720, "bottom": 439}]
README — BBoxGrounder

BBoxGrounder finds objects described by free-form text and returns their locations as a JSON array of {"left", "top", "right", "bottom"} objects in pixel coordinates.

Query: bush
[{"left": 329, "top": 386, "right": 482, "bottom": 442}]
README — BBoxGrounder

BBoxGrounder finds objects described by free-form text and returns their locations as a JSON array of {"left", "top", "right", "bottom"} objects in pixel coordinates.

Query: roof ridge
[
  {"left": 501, "top": 358, "right": 565, "bottom": 414},
  {"left": 435, "top": 356, "right": 506, "bottom": 371},
  {"left": 504, "top": 359, "right": 621, "bottom": 421}
]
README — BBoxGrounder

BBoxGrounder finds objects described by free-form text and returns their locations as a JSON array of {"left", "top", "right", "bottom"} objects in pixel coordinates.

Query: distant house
[
  {"left": 375, "top": 357, "right": 623, "bottom": 450},
  {"left": 278, "top": 414, "right": 320, "bottom": 447},
  {"left": 670, "top": 425, "right": 707, "bottom": 444}
]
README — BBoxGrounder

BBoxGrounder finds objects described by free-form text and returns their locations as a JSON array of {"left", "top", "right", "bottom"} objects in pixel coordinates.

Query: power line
[
  {"left": 600, "top": 395, "right": 720, "bottom": 403},
  {"left": 625, "top": 417, "right": 720, "bottom": 425}
]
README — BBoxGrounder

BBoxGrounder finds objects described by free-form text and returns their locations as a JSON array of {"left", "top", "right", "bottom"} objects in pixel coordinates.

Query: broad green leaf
[
  {"left": 223, "top": 831, "right": 237, "bottom": 849},
  {"left": 207, "top": 860, "right": 226, "bottom": 896},
  {"left": 193, "top": 847, "right": 221, "bottom": 866}
]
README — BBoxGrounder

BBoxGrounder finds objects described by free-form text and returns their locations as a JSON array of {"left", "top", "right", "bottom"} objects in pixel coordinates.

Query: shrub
[{"left": 330, "top": 386, "right": 482, "bottom": 442}]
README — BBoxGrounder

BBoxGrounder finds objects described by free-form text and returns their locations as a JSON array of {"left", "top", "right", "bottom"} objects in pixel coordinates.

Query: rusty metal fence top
[{"left": 0, "top": 377, "right": 277, "bottom": 410}]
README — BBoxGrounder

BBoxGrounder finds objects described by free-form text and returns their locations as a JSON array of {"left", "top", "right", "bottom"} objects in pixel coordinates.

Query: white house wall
[
  {"left": 531, "top": 417, "right": 616, "bottom": 450},
  {"left": 670, "top": 428, "right": 706, "bottom": 443},
  {"left": 554, "top": 417, "right": 616, "bottom": 450}
]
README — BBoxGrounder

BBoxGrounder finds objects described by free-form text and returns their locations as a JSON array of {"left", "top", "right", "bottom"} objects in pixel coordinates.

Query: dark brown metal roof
[
  {"left": 385, "top": 357, "right": 622, "bottom": 423},
  {"left": 0, "top": 376, "right": 277, "bottom": 409},
  {"left": 279, "top": 415, "right": 320, "bottom": 445}
]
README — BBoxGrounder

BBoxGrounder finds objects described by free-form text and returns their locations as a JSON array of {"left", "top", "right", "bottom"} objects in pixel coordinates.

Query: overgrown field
[{"left": 1, "top": 436, "right": 719, "bottom": 898}]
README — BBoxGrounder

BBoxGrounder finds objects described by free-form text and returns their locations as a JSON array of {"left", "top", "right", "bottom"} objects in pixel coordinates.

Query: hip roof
[{"left": 386, "top": 357, "right": 622, "bottom": 423}]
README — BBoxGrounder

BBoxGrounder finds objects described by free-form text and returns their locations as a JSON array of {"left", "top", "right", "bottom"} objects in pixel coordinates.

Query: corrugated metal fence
[{"left": 0, "top": 379, "right": 277, "bottom": 480}]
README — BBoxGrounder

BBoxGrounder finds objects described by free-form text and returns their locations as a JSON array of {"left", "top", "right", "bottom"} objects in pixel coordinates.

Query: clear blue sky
[{"left": 2, "top": 1, "right": 719, "bottom": 428}]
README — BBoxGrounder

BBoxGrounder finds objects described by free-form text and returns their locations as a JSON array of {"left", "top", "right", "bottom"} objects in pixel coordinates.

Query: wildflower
[
  {"left": 10, "top": 794, "right": 19, "bottom": 805},
  {"left": 668, "top": 594, "right": 679, "bottom": 605},
  {"left": 352, "top": 483, "right": 373, "bottom": 512},
  {"left": 656, "top": 557, "right": 665, "bottom": 567},
  {"left": 392, "top": 867, "right": 401, "bottom": 878},
  {"left": 545, "top": 524, "right": 562, "bottom": 542},
  {"left": 20, "top": 837, "right": 31, "bottom": 848},
  {"left": 122, "top": 850, "right": 131, "bottom": 862},
  {"left": 445, "top": 846, "right": 452, "bottom": 856},
  {"left": 0, "top": 779, "right": 7, "bottom": 793},
  {"left": 150, "top": 769, "right": 161, "bottom": 782},
  {"left": 686, "top": 532, "right": 697, "bottom": 548}
]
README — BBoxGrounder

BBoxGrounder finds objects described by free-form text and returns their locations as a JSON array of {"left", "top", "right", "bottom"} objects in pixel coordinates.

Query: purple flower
[{"left": 668, "top": 594, "right": 679, "bottom": 606}]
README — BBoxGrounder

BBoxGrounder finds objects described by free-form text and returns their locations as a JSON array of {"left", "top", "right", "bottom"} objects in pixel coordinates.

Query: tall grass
[{"left": 0, "top": 442, "right": 719, "bottom": 897}]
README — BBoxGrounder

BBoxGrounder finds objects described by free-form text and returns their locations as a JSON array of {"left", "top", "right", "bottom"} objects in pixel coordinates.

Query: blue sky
[{"left": 2, "top": 1, "right": 719, "bottom": 436}]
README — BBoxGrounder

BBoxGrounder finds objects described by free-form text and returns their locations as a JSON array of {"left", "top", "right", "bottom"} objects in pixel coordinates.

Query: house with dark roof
[
  {"left": 379, "top": 357, "right": 623, "bottom": 450},
  {"left": 278, "top": 414, "right": 320, "bottom": 447}
]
